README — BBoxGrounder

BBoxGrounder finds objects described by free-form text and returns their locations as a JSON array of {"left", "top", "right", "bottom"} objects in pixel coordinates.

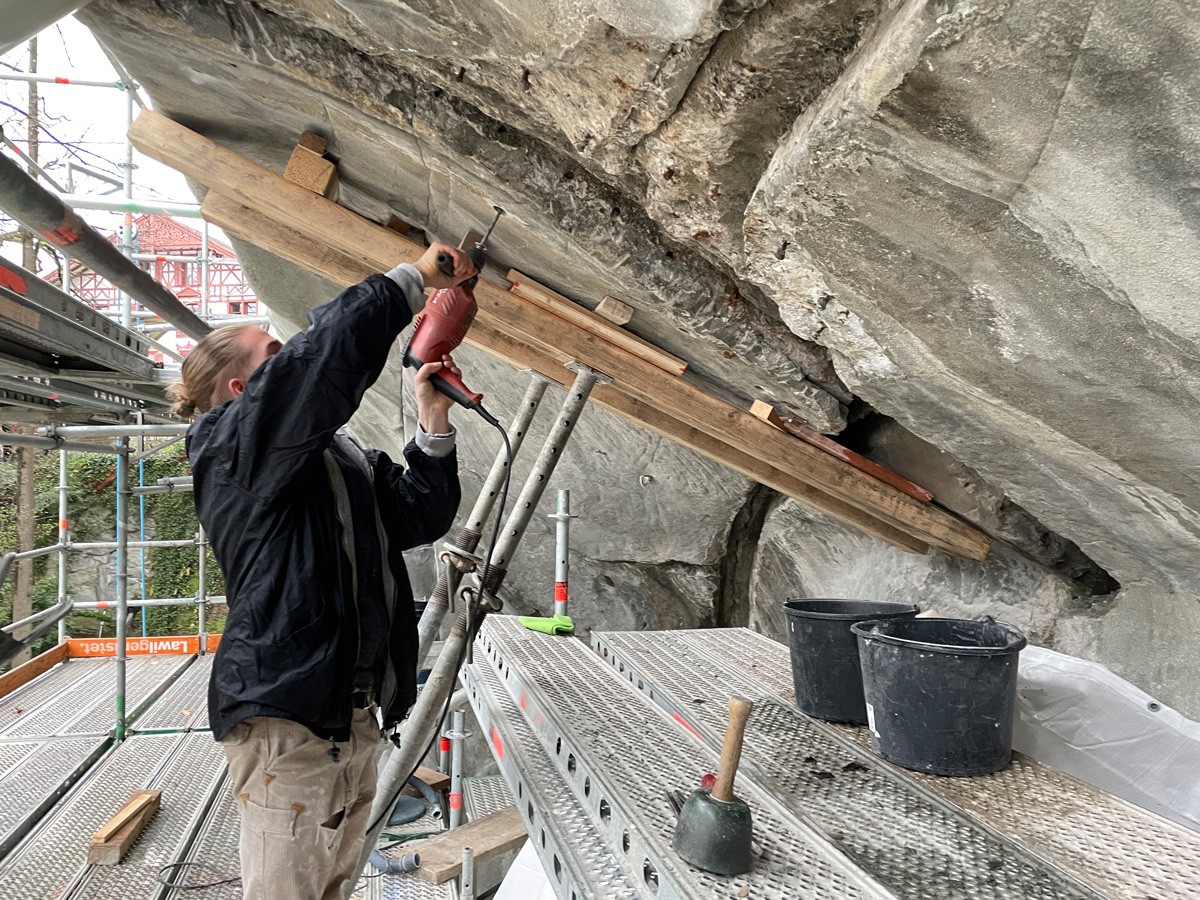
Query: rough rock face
[{"left": 79, "top": 0, "right": 1200, "bottom": 715}]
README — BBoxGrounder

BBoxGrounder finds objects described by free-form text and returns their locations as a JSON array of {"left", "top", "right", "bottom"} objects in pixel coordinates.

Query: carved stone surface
[{"left": 78, "top": 0, "right": 1200, "bottom": 714}]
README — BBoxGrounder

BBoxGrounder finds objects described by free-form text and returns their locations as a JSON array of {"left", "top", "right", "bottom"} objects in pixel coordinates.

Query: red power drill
[{"left": 402, "top": 207, "right": 504, "bottom": 417}]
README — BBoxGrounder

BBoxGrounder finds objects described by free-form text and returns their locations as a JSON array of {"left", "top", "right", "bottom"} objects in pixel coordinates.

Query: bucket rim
[
  {"left": 851, "top": 616, "right": 1027, "bottom": 655},
  {"left": 782, "top": 599, "right": 920, "bottom": 621}
]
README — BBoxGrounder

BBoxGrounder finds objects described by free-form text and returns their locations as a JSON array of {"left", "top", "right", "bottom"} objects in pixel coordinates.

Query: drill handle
[
  {"left": 436, "top": 247, "right": 485, "bottom": 286},
  {"left": 429, "top": 368, "right": 483, "bottom": 410}
]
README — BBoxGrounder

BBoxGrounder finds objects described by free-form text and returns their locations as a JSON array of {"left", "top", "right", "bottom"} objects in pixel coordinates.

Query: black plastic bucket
[
  {"left": 852, "top": 617, "right": 1027, "bottom": 776},
  {"left": 782, "top": 599, "right": 920, "bottom": 724}
]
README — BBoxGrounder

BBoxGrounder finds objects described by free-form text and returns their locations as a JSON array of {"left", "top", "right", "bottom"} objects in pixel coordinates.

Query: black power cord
[
  {"left": 364, "top": 408, "right": 512, "bottom": 842},
  {"left": 155, "top": 861, "right": 241, "bottom": 891}
]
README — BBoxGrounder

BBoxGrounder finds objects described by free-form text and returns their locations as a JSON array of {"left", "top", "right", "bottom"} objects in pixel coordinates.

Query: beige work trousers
[{"left": 220, "top": 708, "right": 384, "bottom": 900}]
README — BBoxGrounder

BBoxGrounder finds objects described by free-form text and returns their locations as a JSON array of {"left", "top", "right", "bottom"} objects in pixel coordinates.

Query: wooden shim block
[
  {"left": 0, "top": 641, "right": 67, "bottom": 700},
  {"left": 385, "top": 214, "right": 413, "bottom": 236},
  {"left": 88, "top": 790, "right": 160, "bottom": 865},
  {"left": 283, "top": 145, "right": 338, "bottom": 199},
  {"left": 140, "top": 112, "right": 985, "bottom": 558},
  {"left": 749, "top": 399, "right": 786, "bottom": 430},
  {"left": 507, "top": 269, "right": 686, "bottom": 376},
  {"left": 411, "top": 765, "right": 450, "bottom": 793},
  {"left": 413, "top": 805, "right": 526, "bottom": 884},
  {"left": 297, "top": 131, "right": 327, "bottom": 154},
  {"left": 596, "top": 296, "right": 633, "bottom": 325},
  {"left": 459, "top": 229, "right": 484, "bottom": 251},
  {"left": 778, "top": 415, "right": 935, "bottom": 504}
]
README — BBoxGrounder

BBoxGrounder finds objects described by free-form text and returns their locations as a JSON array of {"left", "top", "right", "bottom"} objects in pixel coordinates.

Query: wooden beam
[
  {"left": 136, "top": 111, "right": 988, "bottom": 558},
  {"left": 411, "top": 805, "right": 526, "bottom": 884},
  {"left": 88, "top": 790, "right": 160, "bottom": 865},
  {"left": 507, "top": 270, "right": 685, "bottom": 376},
  {"left": 0, "top": 641, "right": 68, "bottom": 700}
]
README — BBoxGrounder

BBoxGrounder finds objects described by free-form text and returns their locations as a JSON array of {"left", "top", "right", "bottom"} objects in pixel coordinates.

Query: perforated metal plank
[
  {"left": 0, "top": 658, "right": 111, "bottom": 733},
  {"left": 0, "top": 736, "right": 108, "bottom": 859},
  {"left": 136, "top": 653, "right": 213, "bottom": 732},
  {"left": 163, "top": 779, "right": 242, "bottom": 899},
  {"left": 594, "top": 629, "right": 1099, "bottom": 900},
  {"left": 679, "top": 627, "right": 1200, "bottom": 900},
  {"left": 462, "top": 651, "right": 643, "bottom": 900},
  {"left": 70, "top": 732, "right": 226, "bottom": 899},
  {"left": 1, "top": 654, "right": 193, "bottom": 739},
  {"left": 463, "top": 775, "right": 512, "bottom": 823},
  {"left": 477, "top": 617, "right": 894, "bottom": 900},
  {"left": 0, "top": 733, "right": 185, "bottom": 898}
]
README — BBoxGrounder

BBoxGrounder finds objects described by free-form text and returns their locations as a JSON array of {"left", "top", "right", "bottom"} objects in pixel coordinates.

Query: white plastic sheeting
[
  {"left": 494, "top": 839, "right": 556, "bottom": 900},
  {"left": 1014, "top": 645, "right": 1200, "bottom": 833}
]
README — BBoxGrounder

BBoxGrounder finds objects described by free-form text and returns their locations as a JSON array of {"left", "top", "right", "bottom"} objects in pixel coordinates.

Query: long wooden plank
[
  {"left": 92, "top": 789, "right": 160, "bottom": 844},
  {"left": 139, "top": 112, "right": 987, "bottom": 558},
  {"left": 507, "top": 270, "right": 686, "bottom": 375},
  {"left": 207, "top": 194, "right": 927, "bottom": 553},
  {"left": 0, "top": 641, "right": 68, "bottom": 700},
  {"left": 411, "top": 805, "right": 527, "bottom": 884}
]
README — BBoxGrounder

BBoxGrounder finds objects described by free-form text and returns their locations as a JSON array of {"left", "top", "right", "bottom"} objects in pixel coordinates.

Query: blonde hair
[{"left": 166, "top": 324, "right": 256, "bottom": 419}]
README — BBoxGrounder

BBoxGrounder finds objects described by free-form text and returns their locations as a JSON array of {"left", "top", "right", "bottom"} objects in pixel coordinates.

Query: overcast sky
[{"left": 0, "top": 15, "right": 225, "bottom": 269}]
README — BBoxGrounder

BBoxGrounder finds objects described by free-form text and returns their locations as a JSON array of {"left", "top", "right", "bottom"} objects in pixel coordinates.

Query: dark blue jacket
[{"left": 188, "top": 274, "right": 460, "bottom": 741}]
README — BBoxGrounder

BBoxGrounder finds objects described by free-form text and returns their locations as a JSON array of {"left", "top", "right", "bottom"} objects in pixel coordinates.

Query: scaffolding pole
[
  {"left": 114, "top": 437, "right": 129, "bottom": 740},
  {"left": 56, "top": 449, "right": 67, "bottom": 643},
  {"left": 0, "top": 72, "right": 125, "bottom": 89}
]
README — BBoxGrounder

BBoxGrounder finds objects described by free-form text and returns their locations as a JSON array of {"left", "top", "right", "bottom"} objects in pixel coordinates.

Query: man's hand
[
  {"left": 414, "top": 354, "right": 462, "bottom": 434},
  {"left": 413, "top": 242, "right": 477, "bottom": 290}
]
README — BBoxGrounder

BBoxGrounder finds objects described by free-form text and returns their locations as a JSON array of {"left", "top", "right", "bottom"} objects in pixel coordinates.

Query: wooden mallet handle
[{"left": 712, "top": 695, "right": 753, "bottom": 802}]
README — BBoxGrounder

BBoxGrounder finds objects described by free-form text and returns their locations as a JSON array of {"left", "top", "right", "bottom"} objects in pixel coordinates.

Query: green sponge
[{"left": 518, "top": 614, "right": 575, "bottom": 635}]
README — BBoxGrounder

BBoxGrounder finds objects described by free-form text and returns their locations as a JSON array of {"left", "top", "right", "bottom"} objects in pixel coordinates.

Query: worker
[{"left": 166, "top": 242, "right": 477, "bottom": 900}]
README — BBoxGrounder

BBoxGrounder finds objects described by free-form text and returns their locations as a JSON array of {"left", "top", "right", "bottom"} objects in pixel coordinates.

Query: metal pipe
[
  {"left": 42, "top": 424, "right": 188, "bottom": 438},
  {"left": 0, "top": 432, "right": 120, "bottom": 454},
  {"left": 70, "top": 539, "right": 196, "bottom": 550},
  {"left": 200, "top": 220, "right": 210, "bottom": 318},
  {"left": 0, "top": 131, "right": 67, "bottom": 192},
  {"left": 130, "top": 251, "right": 240, "bottom": 265},
  {"left": 197, "top": 525, "right": 208, "bottom": 653},
  {"left": 550, "top": 489, "right": 574, "bottom": 618},
  {"left": 449, "top": 708, "right": 467, "bottom": 829},
  {"left": 114, "top": 438, "right": 129, "bottom": 741},
  {"left": 487, "top": 364, "right": 605, "bottom": 589},
  {"left": 120, "top": 86, "right": 134, "bottom": 329},
  {"left": 57, "top": 193, "right": 202, "bottom": 219},
  {"left": 57, "top": 449, "right": 68, "bottom": 644},
  {"left": 0, "top": 152, "right": 211, "bottom": 339},
  {"left": 460, "top": 847, "right": 475, "bottom": 900},
  {"left": 0, "top": 72, "right": 125, "bottom": 89},
  {"left": 11, "top": 544, "right": 64, "bottom": 562},
  {"left": 438, "top": 733, "right": 451, "bottom": 775},
  {"left": 74, "top": 596, "right": 225, "bottom": 610},
  {"left": 130, "top": 435, "right": 185, "bottom": 462},
  {"left": 129, "top": 482, "right": 194, "bottom": 496},
  {"left": 416, "top": 373, "right": 550, "bottom": 668},
  {"left": 3, "top": 600, "right": 69, "bottom": 632}
]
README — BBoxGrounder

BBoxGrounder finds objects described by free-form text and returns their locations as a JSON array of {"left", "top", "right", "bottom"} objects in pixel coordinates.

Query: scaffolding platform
[
  {"left": 0, "top": 648, "right": 461, "bottom": 900},
  {"left": 466, "top": 616, "right": 1200, "bottom": 900}
]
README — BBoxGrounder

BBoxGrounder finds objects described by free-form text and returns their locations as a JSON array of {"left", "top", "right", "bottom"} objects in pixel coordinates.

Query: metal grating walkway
[
  {"left": 470, "top": 617, "right": 894, "bottom": 900},
  {"left": 673, "top": 627, "right": 1200, "bottom": 899},
  {"left": 465, "top": 617, "right": 1200, "bottom": 900},
  {"left": 136, "top": 652, "right": 214, "bottom": 732},
  {"left": 0, "top": 655, "right": 193, "bottom": 738}
]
